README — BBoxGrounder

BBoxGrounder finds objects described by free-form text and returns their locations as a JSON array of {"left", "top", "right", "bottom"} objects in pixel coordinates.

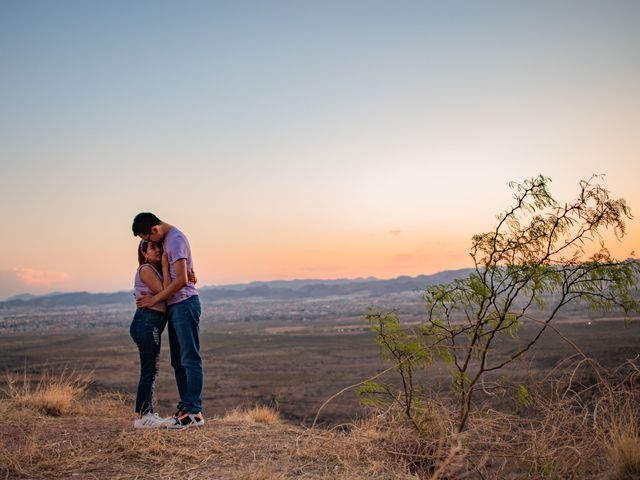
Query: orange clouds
[
  {"left": 12, "top": 268, "right": 71, "bottom": 287},
  {"left": 0, "top": 268, "right": 72, "bottom": 299}
]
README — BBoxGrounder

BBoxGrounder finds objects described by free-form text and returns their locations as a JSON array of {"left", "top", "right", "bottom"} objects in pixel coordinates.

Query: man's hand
[
  {"left": 136, "top": 293, "right": 157, "bottom": 308},
  {"left": 188, "top": 270, "right": 197, "bottom": 284},
  {"left": 140, "top": 259, "right": 188, "bottom": 305}
]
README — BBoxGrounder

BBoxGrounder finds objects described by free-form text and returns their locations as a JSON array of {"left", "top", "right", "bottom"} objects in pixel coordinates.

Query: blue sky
[{"left": 0, "top": 0, "right": 638, "bottom": 298}]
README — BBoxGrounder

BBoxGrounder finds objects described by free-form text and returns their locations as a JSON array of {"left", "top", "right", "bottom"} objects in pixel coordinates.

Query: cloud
[
  {"left": 0, "top": 268, "right": 71, "bottom": 300},
  {"left": 13, "top": 268, "right": 71, "bottom": 286},
  {"left": 389, "top": 230, "right": 401, "bottom": 237}
]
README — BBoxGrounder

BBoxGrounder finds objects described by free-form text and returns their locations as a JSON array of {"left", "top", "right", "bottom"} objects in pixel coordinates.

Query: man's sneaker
[
  {"left": 165, "top": 411, "right": 205, "bottom": 429},
  {"left": 133, "top": 412, "right": 166, "bottom": 429}
]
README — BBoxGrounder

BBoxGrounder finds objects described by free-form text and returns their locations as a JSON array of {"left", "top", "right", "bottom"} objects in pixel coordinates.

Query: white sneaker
[
  {"left": 133, "top": 412, "right": 166, "bottom": 429},
  {"left": 154, "top": 412, "right": 177, "bottom": 424}
]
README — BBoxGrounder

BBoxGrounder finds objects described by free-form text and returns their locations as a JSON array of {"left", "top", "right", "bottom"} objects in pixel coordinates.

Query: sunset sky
[{"left": 1, "top": 1, "right": 639, "bottom": 299}]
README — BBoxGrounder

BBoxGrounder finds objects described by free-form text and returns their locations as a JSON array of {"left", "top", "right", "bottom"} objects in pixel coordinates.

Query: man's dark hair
[{"left": 132, "top": 212, "right": 162, "bottom": 236}]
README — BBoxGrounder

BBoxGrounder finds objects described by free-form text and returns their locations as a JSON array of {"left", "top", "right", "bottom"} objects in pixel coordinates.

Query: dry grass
[
  {"left": 455, "top": 357, "right": 640, "bottom": 479},
  {"left": 231, "top": 461, "right": 288, "bottom": 480},
  {"left": 294, "top": 406, "right": 465, "bottom": 479},
  {"left": 609, "top": 435, "right": 640, "bottom": 480},
  {"left": 600, "top": 367, "right": 640, "bottom": 480},
  {"left": 82, "top": 391, "right": 130, "bottom": 417},
  {"left": 0, "top": 422, "right": 222, "bottom": 479},
  {"left": 1, "top": 359, "right": 640, "bottom": 479},
  {"left": 1, "top": 368, "right": 92, "bottom": 416},
  {"left": 316, "top": 356, "right": 640, "bottom": 479},
  {"left": 0, "top": 368, "right": 128, "bottom": 421},
  {"left": 223, "top": 404, "right": 280, "bottom": 424}
]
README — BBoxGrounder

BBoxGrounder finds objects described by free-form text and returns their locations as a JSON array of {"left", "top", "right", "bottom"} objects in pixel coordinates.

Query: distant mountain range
[{"left": 0, "top": 268, "right": 475, "bottom": 308}]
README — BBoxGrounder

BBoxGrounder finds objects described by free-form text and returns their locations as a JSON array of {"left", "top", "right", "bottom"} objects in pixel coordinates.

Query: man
[{"left": 132, "top": 212, "right": 204, "bottom": 428}]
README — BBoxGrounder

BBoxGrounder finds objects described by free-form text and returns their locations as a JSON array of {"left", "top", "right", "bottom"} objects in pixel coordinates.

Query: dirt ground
[
  {"left": 0, "top": 415, "right": 366, "bottom": 479},
  {"left": 1, "top": 317, "right": 639, "bottom": 425}
]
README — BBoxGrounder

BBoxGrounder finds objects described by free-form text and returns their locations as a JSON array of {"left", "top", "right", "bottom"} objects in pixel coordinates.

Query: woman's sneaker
[
  {"left": 133, "top": 412, "right": 166, "bottom": 429},
  {"left": 166, "top": 411, "right": 205, "bottom": 429}
]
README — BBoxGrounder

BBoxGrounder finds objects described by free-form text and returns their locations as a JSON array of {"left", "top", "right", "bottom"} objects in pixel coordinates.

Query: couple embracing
[{"left": 130, "top": 212, "right": 204, "bottom": 429}]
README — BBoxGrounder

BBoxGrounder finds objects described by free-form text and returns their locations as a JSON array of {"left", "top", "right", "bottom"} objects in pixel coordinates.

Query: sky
[{"left": 0, "top": 0, "right": 639, "bottom": 299}]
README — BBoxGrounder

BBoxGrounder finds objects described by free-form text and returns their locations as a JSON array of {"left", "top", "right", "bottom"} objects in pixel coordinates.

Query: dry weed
[
  {"left": 309, "top": 357, "right": 640, "bottom": 479},
  {"left": 297, "top": 405, "right": 465, "bottom": 479},
  {"left": 0, "top": 428, "right": 102, "bottom": 479},
  {"left": 599, "top": 364, "right": 640, "bottom": 480},
  {"left": 609, "top": 435, "right": 640, "bottom": 480},
  {"left": 2, "top": 359, "right": 639, "bottom": 479},
  {"left": 0, "top": 420, "right": 222, "bottom": 479},
  {"left": 231, "top": 460, "right": 288, "bottom": 480},
  {"left": 459, "top": 357, "right": 640, "bottom": 479},
  {"left": 223, "top": 404, "right": 280, "bottom": 424},
  {"left": 82, "top": 391, "right": 130, "bottom": 417},
  {"left": 2, "top": 368, "right": 92, "bottom": 416}
]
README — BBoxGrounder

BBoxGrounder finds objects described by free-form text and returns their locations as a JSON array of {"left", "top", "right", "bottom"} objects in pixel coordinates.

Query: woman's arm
[
  {"left": 139, "top": 265, "right": 164, "bottom": 294},
  {"left": 137, "top": 259, "right": 188, "bottom": 307}
]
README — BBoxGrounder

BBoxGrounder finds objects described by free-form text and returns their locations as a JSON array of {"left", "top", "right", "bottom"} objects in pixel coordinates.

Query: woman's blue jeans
[
  {"left": 130, "top": 308, "right": 167, "bottom": 414},
  {"left": 167, "top": 295, "right": 203, "bottom": 414}
]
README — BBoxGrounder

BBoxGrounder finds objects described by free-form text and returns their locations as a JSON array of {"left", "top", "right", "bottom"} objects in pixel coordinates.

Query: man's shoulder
[
  {"left": 164, "top": 227, "right": 191, "bottom": 258},
  {"left": 166, "top": 227, "right": 190, "bottom": 243}
]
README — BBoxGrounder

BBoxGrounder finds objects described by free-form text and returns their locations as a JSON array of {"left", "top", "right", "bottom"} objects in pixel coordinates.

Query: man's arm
[
  {"left": 162, "top": 252, "right": 171, "bottom": 290},
  {"left": 136, "top": 259, "right": 188, "bottom": 307}
]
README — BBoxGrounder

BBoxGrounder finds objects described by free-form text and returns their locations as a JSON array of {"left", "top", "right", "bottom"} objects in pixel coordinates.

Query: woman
[{"left": 130, "top": 239, "right": 196, "bottom": 429}]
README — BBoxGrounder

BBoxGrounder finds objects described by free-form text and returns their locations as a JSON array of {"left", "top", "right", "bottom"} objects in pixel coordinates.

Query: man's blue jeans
[
  {"left": 130, "top": 308, "right": 167, "bottom": 414},
  {"left": 167, "top": 295, "right": 203, "bottom": 414}
]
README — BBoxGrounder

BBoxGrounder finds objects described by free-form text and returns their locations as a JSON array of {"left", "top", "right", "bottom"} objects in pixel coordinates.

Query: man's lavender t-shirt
[{"left": 163, "top": 227, "right": 198, "bottom": 306}]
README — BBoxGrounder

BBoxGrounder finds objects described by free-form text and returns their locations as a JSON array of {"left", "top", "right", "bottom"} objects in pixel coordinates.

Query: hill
[{"left": 0, "top": 268, "right": 475, "bottom": 309}]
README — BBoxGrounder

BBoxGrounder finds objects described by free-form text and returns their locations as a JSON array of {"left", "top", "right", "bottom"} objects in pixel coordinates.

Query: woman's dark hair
[
  {"left": 138, "top": 240, "right": 163, "bottom": 266},
  {"left": 132, "top": 212, "right": 161, "bottom": 236}
]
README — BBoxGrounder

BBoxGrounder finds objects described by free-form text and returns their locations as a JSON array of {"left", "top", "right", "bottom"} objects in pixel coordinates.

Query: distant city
[
  {"left": 1, "top": 266, "right": 636, "bottom": 334},
  {"left": 0, "top": 268, "right": 475, "bottom": 307}
]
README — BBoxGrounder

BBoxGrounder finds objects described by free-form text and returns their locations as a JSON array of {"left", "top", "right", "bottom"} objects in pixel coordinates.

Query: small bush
[
  {"left": 223, "top": 405, "right": 280, "bottom": 424},
  {"left": 609, "top": 435, "right": 640, "bottom": 480},
  {"left": 603, "top": 384, "right": 640, "bottom": 480},
  {"left": 2, "top": 369, "right": 92, "bottom": 416}
]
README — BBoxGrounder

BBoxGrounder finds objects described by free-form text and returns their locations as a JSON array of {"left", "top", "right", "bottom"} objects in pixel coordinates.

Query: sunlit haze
[{"left": 1, "top": 1, "right": 638, "bottom": 299}]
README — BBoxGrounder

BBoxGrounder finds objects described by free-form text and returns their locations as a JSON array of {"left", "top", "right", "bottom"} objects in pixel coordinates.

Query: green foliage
[
  {"left": 364, "top": 310, "right": 432, "bottom": 422},
  {"left": 357, "top": 381, "right": 388, "bottom": 408},
  {"left": 365, "top": 174, "right": 639, "bottom": 432},
  {"left": 515, "top": 384, "right": 532, "bottom": 408},
  {"left": 529, "top": 459, "right": 557, "bottom": 479}
]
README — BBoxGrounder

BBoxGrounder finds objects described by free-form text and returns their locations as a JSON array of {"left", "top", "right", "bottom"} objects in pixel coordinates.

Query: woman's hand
[
  {"left": 162, "top": 252, "right": 169, "bottom": 270},
  {"left": 136, "top": 294, "right": 157, "bottom": 308},
  {"left": 188, "top": 270, "right": 198, "bottom": 284}
]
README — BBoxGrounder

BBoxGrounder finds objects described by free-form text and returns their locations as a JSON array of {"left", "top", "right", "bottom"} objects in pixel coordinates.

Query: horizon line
[{"left": 1, "top": 266, "right": 478, "bottom": 302}]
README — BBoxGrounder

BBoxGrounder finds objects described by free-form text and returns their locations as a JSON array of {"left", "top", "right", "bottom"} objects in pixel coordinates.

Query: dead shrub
[
  {"left": 2, "top": 368, "right": 92, "bottom": 416},
  {"left": 460, "top": 357, "right": 640, "bottom": 479},
  {"left": 299, "top": 402, "right": 464, "bottom": 479},
  {"left": 223, "top": 404, "right": 280, "bottom": 424},
  {"left": 609, "top": 435, "right": 640, "bottom": 480},
  {"left": 599, "top": 363, "right": 640, "bottom": 480},
  {"left": 315, "top": 357, "right": 640, "bottom": 479}
]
